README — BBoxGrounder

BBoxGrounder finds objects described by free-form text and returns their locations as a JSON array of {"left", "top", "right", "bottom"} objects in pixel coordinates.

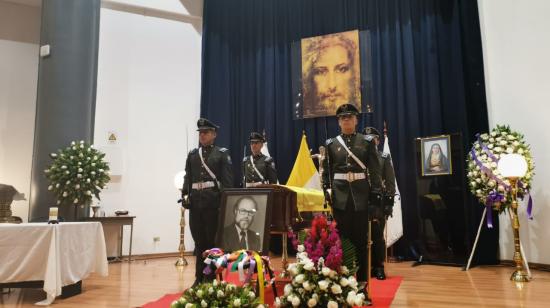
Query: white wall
[
  {"left": 0, "top": 1, "right": 40, "bottom": 222},
  {"left": 95, "top": 7, "right": 201, "bottom": 255},
  {"left": 478, "top": 0, "right": 550, "bottom": 264}
]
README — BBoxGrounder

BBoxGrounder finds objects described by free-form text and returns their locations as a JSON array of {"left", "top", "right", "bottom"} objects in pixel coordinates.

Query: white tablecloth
[{"left": 0, "top": 222, "right": 108, "bottom": 305}]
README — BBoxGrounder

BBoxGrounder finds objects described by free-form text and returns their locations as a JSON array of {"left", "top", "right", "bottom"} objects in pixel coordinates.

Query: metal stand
[
  {"left": 279, "top": 231, "right": 289, "bottom": 278},
  {"left": 509, "top": 178, "right": 529, "bottom": 282},
  {"left": 175, "top": 206, "right": 188, "bottom": 267}
]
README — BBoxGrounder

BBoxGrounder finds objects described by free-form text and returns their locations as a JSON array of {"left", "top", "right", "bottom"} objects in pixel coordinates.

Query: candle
[{"left": 49, "top": 207, "right": 58, "bottom": 221}]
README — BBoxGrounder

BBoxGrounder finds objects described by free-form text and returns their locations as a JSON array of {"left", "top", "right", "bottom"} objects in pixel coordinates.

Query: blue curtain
[{"left": 201, "top": 0, "right": 497, "bottom": 263}]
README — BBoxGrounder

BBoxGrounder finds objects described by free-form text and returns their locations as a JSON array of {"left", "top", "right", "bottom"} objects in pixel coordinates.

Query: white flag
[{"left": 384, "top": 136, "right": 403, "bottom": 247}]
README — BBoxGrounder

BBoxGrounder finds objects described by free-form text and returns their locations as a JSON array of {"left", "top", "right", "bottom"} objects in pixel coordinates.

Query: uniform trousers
[
  {"left": 189, "top": 206, "right": 219, "bottom": 280},
  {"left": 371, "top": 215, "right": 386, "bottom": 269},
  {"left": 333, "top": 196, "right": 369, "bottom": 282}
]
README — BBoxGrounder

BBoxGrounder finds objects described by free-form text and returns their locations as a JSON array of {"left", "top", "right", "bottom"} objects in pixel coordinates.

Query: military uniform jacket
[
  {"left": 182, "top": 145, "right": 234, "bottom": 209},
  {"left": 322, "top": 133, "right": 383, "bottom": 211},
  {"left": 242, "top": 154, "right": 278, "bottom": 184}
]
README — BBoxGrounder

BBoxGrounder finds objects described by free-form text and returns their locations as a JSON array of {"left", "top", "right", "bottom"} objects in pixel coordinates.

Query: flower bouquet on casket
[{"left": 276, "top": 215, "right": 367, "bottom": 307}]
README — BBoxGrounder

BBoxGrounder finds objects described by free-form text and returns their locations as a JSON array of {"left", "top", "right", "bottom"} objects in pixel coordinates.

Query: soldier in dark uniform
[
  {"left": 321, "top": 104, "right": 383, "bottom": 289},
  {"left": 363, "top": 127, "right": 396, "bottom": 280},
  {"left": 181, "top": 118, "right": 233, "bottom": 287},
  {"left": 242, "top": 132, "right": 278, "bottom": 187}
]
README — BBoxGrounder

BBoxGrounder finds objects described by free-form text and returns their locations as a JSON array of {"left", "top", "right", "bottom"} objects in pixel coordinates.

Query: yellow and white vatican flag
[
  {"left": 384, "top": 135, "right": 403, "bottom": 247},
  {"left": 286, "top": 133, "right": 322, "bottom": 190}
]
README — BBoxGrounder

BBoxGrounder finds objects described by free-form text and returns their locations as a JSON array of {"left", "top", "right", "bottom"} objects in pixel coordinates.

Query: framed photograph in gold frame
[{"left": 420, "top": 135, "right": 452, "bottom": 176}]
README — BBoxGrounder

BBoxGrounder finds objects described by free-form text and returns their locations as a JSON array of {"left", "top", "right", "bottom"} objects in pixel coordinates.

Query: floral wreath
[{"left": 466, "top": 125, "right": 534, "bottom": 227}]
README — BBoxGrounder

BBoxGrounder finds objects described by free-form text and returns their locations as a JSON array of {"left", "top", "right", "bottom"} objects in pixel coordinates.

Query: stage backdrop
[{"left": 200, "top": 0, "right": 496, "bottom": 263}]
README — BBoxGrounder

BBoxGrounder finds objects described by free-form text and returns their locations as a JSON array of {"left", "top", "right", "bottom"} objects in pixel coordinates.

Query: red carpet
[{"left": 142, "top": 275, "right": 402, "bottom": 308}]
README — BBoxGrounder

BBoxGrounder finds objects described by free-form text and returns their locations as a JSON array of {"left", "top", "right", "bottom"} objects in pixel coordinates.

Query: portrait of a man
[
  {"left": 219, "top": 193, "right": 270, "bottom": 253},
  {"left": 301, "top": 30, "right": 362, "bottom": 118},
  {"left": 421, "top": 135, "right": 452, "bottom": 176}
]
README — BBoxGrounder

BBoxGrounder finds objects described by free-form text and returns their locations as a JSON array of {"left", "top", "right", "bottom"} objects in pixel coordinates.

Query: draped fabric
[{"left": 201, "top": 0, "right": 497, "bottom": 263}]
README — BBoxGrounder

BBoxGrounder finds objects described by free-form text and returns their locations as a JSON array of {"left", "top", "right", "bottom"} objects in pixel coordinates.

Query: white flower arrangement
[
  {"left": 45, "top": 140, "right": 110, "bottom": 207},
  {"left": 275, "top": 253, "right": 366, "bottom": 307},
  {"left": 171, "top": 280, "right": 263, "bottom": 308},
  {"left": 467, "top": 125, "right": 534, "bottom": 214}
]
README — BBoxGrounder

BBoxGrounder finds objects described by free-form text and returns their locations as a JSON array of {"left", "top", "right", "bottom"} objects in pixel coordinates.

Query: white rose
[
  {"left": 340, "top": 277, "right": 349, "bottom": 287},
  {"left": 303, "top": 281, "right": 313, "bottom": 291},
  {"left": 355, "top": 293, "right": 366, "bottom": 306},
  {"left": 471, "top": 181, "right": 477, "bottom": 188},
  {"left": 248, "top": 291, "right": 255, "bottom": 299},
  {"left": 196, "top": 290, "right": 203, "bottom": 298},
  {"left": 51, "top": 153, "right": 58, "bottom": 158},
  {"left": 57, "top": 200, "right": 61, "bottom": 205},
  {"left": 62, "top": 191, "right": 68, "bottom": 197},
  {"left": 65, "top": 171, "right": 70, "bottom": 175},
  {"left": 490, "top": 132, "right": 497, "bottom": 137},
  {"left": 321, "top": 267, "right": 331, "bottom": 276},
  {"left": 525, "top": 174, "right": 531, "bottom": 180},
  {"left": 474, "top": 143, "right": 480, "bottom": 149},
  {"left": 61, "top": 165, "right": 67, "bottom": 169},
  {"left": 346, "top": 291, "right": 357, "bottom": 305},
  {"left": 500, "top": 140, "right": 507, "bottom": 146},
  {"left": 508, "top": 135, "right": 516, "bottom": 140},
  {"left": 233, "top": 298, "right": 241, "bottom": 307},
  {"left": 284, "top": 284, "right": 293, "bottom": 295},
  {"left": 55, "top": 183, "right": 60, "bottom": 188},
  {"left": 77, "top": 174, "right": 82, "bottom": 178},
  {"left": 488, "top": 180, "right": 496, "bottom": 187},
  {"left": 489, "top": 138, "right": 495, "bottom": 143},
  {"left": 327, "top": 300, "right": 338, "bottom": 308},
  {"left": 216, "top": 290, "right": 224, "bottom": 298},
  {"left": 73, "top": 198, "right": 79, "bottom": 204},
  {"left": 87, "top": 178, "right": 91, "bottom": 183},
  {"left": 78, "top": 168, "right": 83, "bottom": 172},
  {"left": 307, "top": 297, "right": 317, "bottom": 307},
  {"left": 329, "top": 270, "right": 337, "bottom": 279},
  {"left": 318, "top": 280, "right": 329, "bottom": 291},
  {"left": 506, "top": 147, "right": 514, "bottom": 154},
  {"left": 476, "top": 178, "right": 481, "bottom": 183},
  {"left": 72, "top": 147, "right": 76, "bottom": 150},
  {"left": 71, "top": 141, "right": 76, "bottom": 145},
  {"left": 297, "top": 244, "right": 305, "bottom": 252},
  {"left": 490, "top": 162, "right": 497, "bottom": 168},
  {"left": 185, "top": 304, "right": 193, "bottom": 308},
  {"left": 87, "top": 191, "right": 92, "bottom": 195},
  {"left": 93, "top": 155, "right": 98, "bottom": 160},
  {"left": 295, "top": 274, "right": 305, "bottom": 284},
  {"left": 208, "top": 287, "right": 214, "bottom": 294},
  {"left": 513, "top": 141, "right": 520, "bottom": 147},
  {"left": 201, "top": 300, "right": 207, "bottom": 307},
  {"left": 496, "top": 137, "right": 502, "bottom": 142},
  {"left": 330, "top": 284, "right": 342, "bottom": 294},
  {"left": 348, "top": 276, "right": 358, "bottom": 288},
  {"left": 80, "top": 144, "right": 84, "bottom": 148},
  {"left": 48, "top": 185, "right": 53, "bottom": 191},
  {"left": 291, "top": 296, "right": 301, "bottom": 307},
  {"left": 303, "top": 261, "right": 315, "bottom": 271},
  {"left": 91, "top": 171, "right": 96, "bottom": 175},
  {"left": 518, "top": 148, "right": 524, "bottom": 154},
  {"left": 488, "top": 144, "right": 494, "bottom": 149},
  {"left": 92, "top": 163, "right": 96, "bottom": 167}
]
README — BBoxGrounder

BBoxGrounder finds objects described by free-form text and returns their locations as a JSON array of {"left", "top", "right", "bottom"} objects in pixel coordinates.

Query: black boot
[{"left": 372, "top": 267, "right": 386, "bottom": 280}]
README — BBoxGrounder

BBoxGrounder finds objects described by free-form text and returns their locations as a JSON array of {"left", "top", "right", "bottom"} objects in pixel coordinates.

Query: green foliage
[{"left": 44, "top": 141, "right": 110, "bottom": 206}]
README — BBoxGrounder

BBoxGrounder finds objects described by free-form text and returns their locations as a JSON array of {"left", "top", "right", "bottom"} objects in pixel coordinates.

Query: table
[
  {"left": 81, "top": 216, "right": 135, "bottom": 261},
  {"left": 0, "top": 222, "right": 108, "bottom": 305}
]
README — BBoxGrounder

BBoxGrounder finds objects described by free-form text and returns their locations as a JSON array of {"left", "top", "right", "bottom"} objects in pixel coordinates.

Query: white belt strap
[
  {"left": 192, "top": 181, "right": 216, "bottom": 190},
  {"left": 199, "top": 147, "right": 219, "bottom": 187},
  {"left": 333, "top": 172, "right": 366, "bottom": 182},
  {"left": 336, "top": 135, "right": 367, "bottom": 170},
  {"left": 250, "top": 155, "right": 266, "bottom": 182}
]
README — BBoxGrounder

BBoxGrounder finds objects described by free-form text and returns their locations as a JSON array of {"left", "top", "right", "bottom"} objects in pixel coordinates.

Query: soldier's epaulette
[
  {"left": 364, "top": 135, "right": 374, "bottom": 142},
  {"left": 325, "top": 138, "right": 334, "bottom": 145},
  {"left": 219, "top": 147, "right": 229, "bottom": 153},
  {"left": 189, "top": 148, "right": 198, "bottom": 155},
  {"left": 265, "top": 156, "right": 274, "bottom": 163}
]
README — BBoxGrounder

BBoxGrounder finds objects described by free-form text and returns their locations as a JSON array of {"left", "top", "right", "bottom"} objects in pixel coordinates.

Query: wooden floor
[{"left": 2, "top": 256, "right": 550, "bottom": 307}]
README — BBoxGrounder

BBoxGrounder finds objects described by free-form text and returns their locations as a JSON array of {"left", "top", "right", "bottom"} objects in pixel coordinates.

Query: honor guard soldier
[
  {"left": 181, "top": 118, "right": 233, "bottom": 287},
  {"left": 243, "top": 132, "right": 278, "bottom": 187},
  {"left": 363, "top": 127, "right": 396, "bottom": 280},
  {"left": 321, "top": 104, "right": 383, "bottom": 290}
]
